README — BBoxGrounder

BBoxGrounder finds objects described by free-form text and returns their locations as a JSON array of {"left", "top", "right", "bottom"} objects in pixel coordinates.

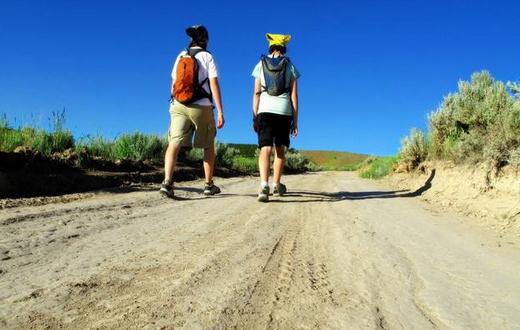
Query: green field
[{"left": 300, "top": 150, "right": 369, "bottom": 171}]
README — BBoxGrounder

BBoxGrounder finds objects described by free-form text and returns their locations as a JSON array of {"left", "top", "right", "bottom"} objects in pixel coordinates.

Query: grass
[
  {"left": 232, "top": 156, "right": 258, "bottom": 173},
  {"left": 0, "top": 113, "right": 361, "bottom": 176},
  {"left": 227, "top": 143, "right": 257, "bottom": 158},
  {"left": 0, "top": 110, "right": 75, "bottom": 155},
  {"left": 113, "top": 133, "right": 165, "bottom": 162},
  {"left": 358, "top": 156, "right": 399, "bottom": 179}
]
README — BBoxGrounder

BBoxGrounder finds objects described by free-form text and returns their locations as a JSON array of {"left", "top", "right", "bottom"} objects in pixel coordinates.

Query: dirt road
[{"left": 1, "top": 172, "right": 519, "bottom": 329}]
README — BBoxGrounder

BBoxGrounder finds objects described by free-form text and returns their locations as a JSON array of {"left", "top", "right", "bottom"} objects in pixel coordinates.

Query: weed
[
  {"left": 359, "top": 156, "right": 399, "bottom": 179},
  {"left": 399, "top": 128, "right": 428, "bottom": 170},
  {"left": 232, "top": 156, "right": 258, "bottom": 173},
  {"left": 114, "top": 132, "right": 165, "bottom": 162}
]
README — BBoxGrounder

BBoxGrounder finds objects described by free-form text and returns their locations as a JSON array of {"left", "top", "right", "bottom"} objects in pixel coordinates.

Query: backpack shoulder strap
[
  {"left": 187, "top": 48, "right": 213, "bottom": 103},
  {"left": 259, "top": 55, "right": 268, "bottom": 94},
  {"left": 187, "top": 47, "right": 211, "bottom": 57}
]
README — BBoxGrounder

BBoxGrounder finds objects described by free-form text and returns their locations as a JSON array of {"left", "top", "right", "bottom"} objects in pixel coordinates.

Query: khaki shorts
[{"left": 168, "top": 102, "right": 216, "bottom": 148}]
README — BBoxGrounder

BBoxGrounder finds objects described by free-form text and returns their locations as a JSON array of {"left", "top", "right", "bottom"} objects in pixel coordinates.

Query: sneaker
[
  {"left": 159, "top": 181, "right": 174, "bottom": 198},
  {"left": 257, "top": 185, "right": 270, "bottom": 202},
  {"left": 203, "top": 182, "right": 221, "bottom": 196},
  {"left": 273, "top": 183, "right": 287, "bottom": 197}
]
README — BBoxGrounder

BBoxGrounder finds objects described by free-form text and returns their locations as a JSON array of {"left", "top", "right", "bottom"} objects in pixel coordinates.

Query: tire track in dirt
[
  {"left": 18, "top": 185, "right": 285, "bottom": 329},
  {"left": 233, "top": 184, "right": 348, "bottom": 329},
  {"left": 2, "top": 173, "right": 520, "bottom": 329},
  {"left": 234, "top": 209, "right": 303, "bottom": 329}
]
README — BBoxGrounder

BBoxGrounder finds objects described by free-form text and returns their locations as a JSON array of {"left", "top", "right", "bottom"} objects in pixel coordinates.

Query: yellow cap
[{"left": 265, "top": 33, "right": 291, "bottom": 47}]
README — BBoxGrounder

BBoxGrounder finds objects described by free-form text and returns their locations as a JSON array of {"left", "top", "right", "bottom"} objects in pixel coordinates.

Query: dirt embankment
[
  {"left": 383, "top": 161, "right": 520, "bottom": 246},
  {"left": 1, "top": 172, "right": 520, "bottom": 329},
  {"left": 0, "top": 151, "right": 241, "bottom": 200}
]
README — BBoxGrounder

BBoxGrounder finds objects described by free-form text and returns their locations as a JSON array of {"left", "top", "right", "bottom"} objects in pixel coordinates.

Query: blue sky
[{"left": 1, "top": 0, "right": 519, "bottom": 155}]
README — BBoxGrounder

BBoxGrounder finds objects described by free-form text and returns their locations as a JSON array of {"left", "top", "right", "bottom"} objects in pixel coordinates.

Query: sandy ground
[
  {"left": 1, "top": 172, "right": 520, "bottom": 329},
  {"left": 384, "top": 161, "right": 520, "bottom": 247}
]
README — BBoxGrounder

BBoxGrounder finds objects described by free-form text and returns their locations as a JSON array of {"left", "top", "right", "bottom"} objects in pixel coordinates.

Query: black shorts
[{"left": 257, "top": 112, "right": 293, "bottom": 148}]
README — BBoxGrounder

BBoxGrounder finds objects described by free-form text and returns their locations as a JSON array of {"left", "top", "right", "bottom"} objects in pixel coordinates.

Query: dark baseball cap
[{"left": 186, "top": 25, "right": 209, "bottom": 41}]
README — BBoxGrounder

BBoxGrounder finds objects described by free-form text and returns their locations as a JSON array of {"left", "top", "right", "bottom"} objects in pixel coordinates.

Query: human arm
[
  {"left": 170, "top": 55, "right": 180, "bottom": 100},
  {"left": 209, "top": 77, "right": 224, "bottom": 129},
  {"left": 252, "top": 78, "right": 261, "bottom": 131},
  {"left": 290, "top": 79, "right": 299, "bottom": 137}
]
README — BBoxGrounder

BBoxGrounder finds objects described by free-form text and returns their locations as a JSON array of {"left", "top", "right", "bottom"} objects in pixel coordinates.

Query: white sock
[{"left": 261, "top": 181, "right": 269, "bottom": 188}]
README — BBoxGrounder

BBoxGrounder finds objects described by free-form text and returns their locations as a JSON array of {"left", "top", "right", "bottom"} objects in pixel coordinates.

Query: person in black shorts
[{"left": 251, "top": 33, "right": 300, "bottom": 202}]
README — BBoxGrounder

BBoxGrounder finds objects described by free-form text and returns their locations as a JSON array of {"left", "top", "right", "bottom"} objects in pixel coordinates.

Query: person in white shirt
[{"left": 160, "top": 25, "right": 225, "bottom": 198}]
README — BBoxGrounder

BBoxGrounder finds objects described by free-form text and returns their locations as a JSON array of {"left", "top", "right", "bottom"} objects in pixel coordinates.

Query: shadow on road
[
  {"left": 268, "top": 169, "right": 436, "bottom": 203},
  {"left": 160, "top": 169, "right": 436, "bottom": 203}
]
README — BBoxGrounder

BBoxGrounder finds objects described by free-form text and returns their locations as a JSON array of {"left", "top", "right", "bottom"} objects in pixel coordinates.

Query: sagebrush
[
  {"left": 399, "top": 71, "right": 520, "bottom": 172},
  {"left": 399, "top": 128, "right": 428, "bottom": 170}
]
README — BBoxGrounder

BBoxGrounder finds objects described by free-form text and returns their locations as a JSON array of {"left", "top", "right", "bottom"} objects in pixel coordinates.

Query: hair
[
  {"left": 186, "top": 26, "right": 209, "bottom": 49},
  {"left": 189, "top": 39, "right": 208, "bottom": 49},
  {"left": 269, "top": 45, "right": 287, "bottom": 55}
]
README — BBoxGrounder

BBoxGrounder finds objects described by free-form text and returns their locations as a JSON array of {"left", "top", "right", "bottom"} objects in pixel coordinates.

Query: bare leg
[
  {"left": 273, "top": 146, "right": 286, "bottom": 184},
  {"left": 203, "top": 145, "right": 215, "bottom": 183},
  {"left": 164, "top": 143, "right": 181, "bottom": 184},
  {"left": 258, "top": 146, "right": 272, "bottom": 184}
]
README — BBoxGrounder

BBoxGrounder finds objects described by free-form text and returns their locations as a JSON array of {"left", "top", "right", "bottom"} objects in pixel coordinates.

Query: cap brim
[{"left": 186, "top": 27, "right": 196, "bottom": 37}]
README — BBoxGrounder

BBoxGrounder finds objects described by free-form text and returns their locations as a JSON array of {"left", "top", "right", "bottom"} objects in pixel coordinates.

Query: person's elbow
[{"left": 210, "top": 77, "right": 219, "bottom": 86}]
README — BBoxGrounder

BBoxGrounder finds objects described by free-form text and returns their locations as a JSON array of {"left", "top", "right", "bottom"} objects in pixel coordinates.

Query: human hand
[
  {"left": 217, "top": 113, "right": 225, "bottom": 129},
  {"left": 291, "top": 124, "right": 298, "bottom": 137}
]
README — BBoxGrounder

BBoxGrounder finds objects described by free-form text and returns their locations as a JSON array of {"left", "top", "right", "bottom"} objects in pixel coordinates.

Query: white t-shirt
[
  {"left": 171, "top": 47, "right": 218, "bottom": 107},
  {"left": 252, "top": 55, "right": 300, "bottom": 116}
]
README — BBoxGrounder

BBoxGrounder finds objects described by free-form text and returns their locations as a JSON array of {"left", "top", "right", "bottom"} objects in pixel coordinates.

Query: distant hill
[
  {"left": 300, "top": 150, "right": 369, "bottom": 170},
  {"left": 227, "top": 144, "right": 369, "bottom": 171}
]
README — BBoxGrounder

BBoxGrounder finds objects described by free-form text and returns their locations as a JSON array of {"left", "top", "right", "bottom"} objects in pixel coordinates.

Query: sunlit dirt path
[{"left": 1, "top": 172, "right": 519, "bottom": 329}]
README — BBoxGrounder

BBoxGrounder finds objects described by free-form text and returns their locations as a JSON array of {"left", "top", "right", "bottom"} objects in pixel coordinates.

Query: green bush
[
  {"left": 232, "top": 155, "right": 258, "bottom": 173},
  {"left": 399, "top": 128, "right": 428, "bottom": 170},
  {"left": 0, "top": 117, "right": 73, "bottom": 155},
  {"left": 185, "top": 148, "right": 203, "bottom": 162},
  {"left": 0, "top": 127, "right": 22, "bottom": 152},
  {"left": 285, "top": 148, "right": 316, "bottom": 171},
  {"left": 113, "top": 132, "right": 165, "bottom": 162},
  {"left": 359, "top": 156, "right": 399, "bottom": 179},
  {"left": 427, "top": 71, "right": 519, "bottom": 169},
  {"left": 46, "top": 109, "right": 75, "bottom": 153},
  {"left": 76, "top": 135, "right": 115, "bottom": 160},
  {"left": 216, "top": 141, "right": 240, "bottom": 167},
  {"left": 227, "top": 143, "right": 257, "bottom": 157}
]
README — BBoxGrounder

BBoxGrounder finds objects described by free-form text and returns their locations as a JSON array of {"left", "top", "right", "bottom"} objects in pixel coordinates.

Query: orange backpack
[{"left": 172, "top": 48, "right": 211, "bottom": 104}]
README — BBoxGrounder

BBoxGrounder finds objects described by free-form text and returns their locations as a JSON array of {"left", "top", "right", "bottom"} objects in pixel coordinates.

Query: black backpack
[{"left": 260, "top": 55, "right": 291, "bottom": 96}]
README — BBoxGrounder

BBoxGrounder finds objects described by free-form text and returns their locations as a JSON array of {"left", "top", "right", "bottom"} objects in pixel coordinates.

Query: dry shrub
[
  {"left": 428, "top": 71, "right": 519, "bottom": 171},
  {"left": 399, "top": 128, "right": 428, "bottom": 170}
]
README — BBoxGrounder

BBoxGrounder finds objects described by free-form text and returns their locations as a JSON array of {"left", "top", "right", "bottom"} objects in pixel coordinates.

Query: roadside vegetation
[
  {"left": 185, "top": 143, "right": 317, "bottom": 173},
  {"left": 358, "top": 156, "right": 400, "bottom": 179},
  {"left": 0, "top": 110, "right": 75, "bottom": 156},
  {"left": 0, "top": 113, "right": 314, "bottom": 174},
  {"left": 398, "top": 71, "right": 520, "bottom": 176}
]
